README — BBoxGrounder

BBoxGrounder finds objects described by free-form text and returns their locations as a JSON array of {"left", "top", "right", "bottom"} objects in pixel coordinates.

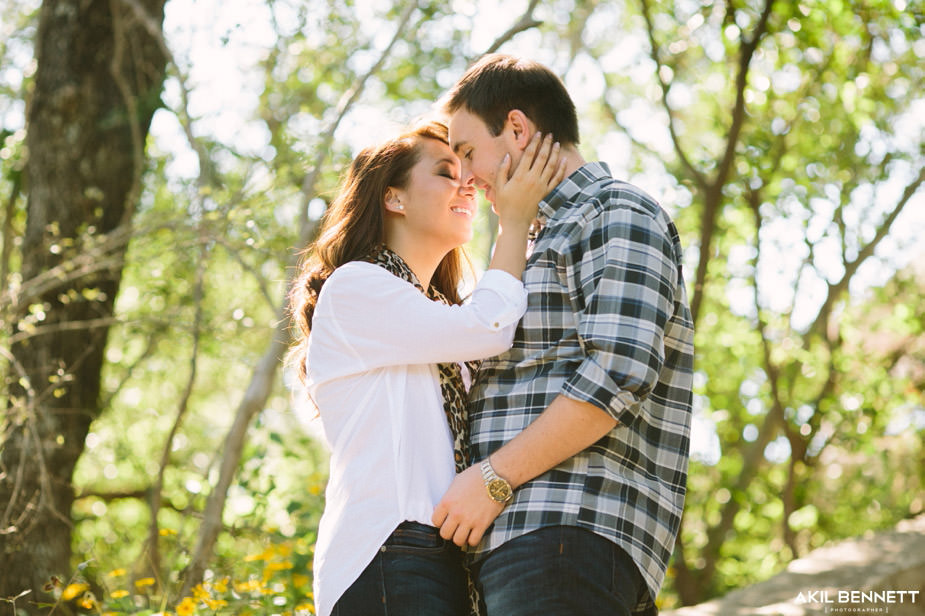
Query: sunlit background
[{"left": 1, "top": 0, "right": 923, "bottom": 612}]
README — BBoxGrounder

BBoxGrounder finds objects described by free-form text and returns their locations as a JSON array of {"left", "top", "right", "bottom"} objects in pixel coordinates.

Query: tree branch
[
  {"left": 298, "top": 1, "right": 420, "bottom": 232},
  {"left": 808, "top": 163, "right": 925, "bottom": 340},
  {"left": 7, "top": 317, "right": 129, "bottom": 346},
  {"left": 141, "top": 234, "right": 207, "bottom": 580},
  {"left": 714, "top": 0, "right": 775, "bottom": 191},
  {"left": 684, "top": 0, "right": 776, "bottom": 325},
  {"left": 1, "top": 170, "right": 21, "bottom": 293},
  {"left": 639, "top": 0, "right": 707, "bottom": 192},
  {"left": 119, "top": 0, "right": 216, "bottom": 187},
  {"left": 109, "top": 0, "right": 147, "bottom": 227},
  {"left": 481, "top": 0, "right": 543, "bottom": 57},
  {"left": 0, "top": 224, "right": 133, "bottom": 310},
  {"left": 211, "top": 235, "right": 278, "bottom": 310},
  {"left": 99, "top": 324, "right": 166, "bottom": 412},
  {"left": 73, "top": 488, "right": 191, "bottom": 515}
]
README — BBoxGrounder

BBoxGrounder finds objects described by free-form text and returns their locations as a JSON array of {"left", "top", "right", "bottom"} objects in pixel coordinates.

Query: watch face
[{"left": 488, "top": 479, "right": 512, "bottom": 502}]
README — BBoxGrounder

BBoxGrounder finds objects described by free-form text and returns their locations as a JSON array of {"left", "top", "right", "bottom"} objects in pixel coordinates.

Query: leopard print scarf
[{"left": 363, "top": 245, "right": 473, "bottom": 473}]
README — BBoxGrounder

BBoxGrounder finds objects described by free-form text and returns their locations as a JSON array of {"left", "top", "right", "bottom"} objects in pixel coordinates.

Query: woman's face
[{"left": 391, "top": 138, "right": 477, "bottom": 251}]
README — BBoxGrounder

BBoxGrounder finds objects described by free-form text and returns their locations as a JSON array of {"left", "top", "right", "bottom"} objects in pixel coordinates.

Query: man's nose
[{"left": 458, "top": 168, "right": 476, "bottom": 196}]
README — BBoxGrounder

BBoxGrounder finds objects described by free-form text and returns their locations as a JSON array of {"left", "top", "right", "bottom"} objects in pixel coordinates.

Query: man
[{"left": 432, "top": 54, "right": 694, "bottom": 616}]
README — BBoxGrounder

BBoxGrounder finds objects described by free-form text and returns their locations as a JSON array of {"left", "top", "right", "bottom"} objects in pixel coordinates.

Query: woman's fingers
[
  {"left": 536, "top": 133, "right": 555, "bottom": 172},
  {"left": 497, "top": 152, "right": 511, "bottom": 183},
  {"left": 523, "top": 133, "right": 553, "bottom": 176},
  {"left": 502, "top": 131, "right": 564, "bottom": 189},
  {"left": 553, "top": 157, "right": 567, "bottom": 186},
  {"left": 492, "top": 130, "right": 564, "bottom": 226},
  {"left": 540, "top": 141, "right": 561, "bottom": 183},
  {"left": 518, "top": 131, "right": 543, "bottom": 175},
  {"left": 508, "top": 132, "right": 548, "bottom": 180}
]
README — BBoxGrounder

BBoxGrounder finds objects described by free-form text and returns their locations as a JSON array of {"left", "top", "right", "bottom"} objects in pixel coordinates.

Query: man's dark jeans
[
  {"left": 473, "top": 525, "right": 651, "bottom": 616},
  {"left": 331, "top": 521, "right": 467, "bottom": 616}
]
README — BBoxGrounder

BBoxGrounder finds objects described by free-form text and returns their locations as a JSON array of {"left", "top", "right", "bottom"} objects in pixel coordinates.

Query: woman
[{"left": 289, "top": 119, "right": 563, "bottom": 616}]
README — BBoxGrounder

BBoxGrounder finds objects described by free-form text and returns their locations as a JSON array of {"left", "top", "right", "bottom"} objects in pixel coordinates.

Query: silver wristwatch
[{"left": 480, "top": 457, "right": 513, "bottom": 504}]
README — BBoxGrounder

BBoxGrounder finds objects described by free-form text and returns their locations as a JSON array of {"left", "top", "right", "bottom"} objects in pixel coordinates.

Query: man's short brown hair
[{"left": 442, "top": 54, "right": 580, "bottom": 146}]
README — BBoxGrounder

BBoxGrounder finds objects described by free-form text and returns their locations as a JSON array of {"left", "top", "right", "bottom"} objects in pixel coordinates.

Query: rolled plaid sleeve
[{"left": 561, "top": 203, "right": 679, "bottom": 425}]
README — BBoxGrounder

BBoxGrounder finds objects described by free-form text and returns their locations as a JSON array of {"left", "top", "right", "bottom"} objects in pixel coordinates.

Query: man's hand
[
  {"left": 433, "top": 395, "right": 617, "bottom": 548},
  {"left": 432, "top": 464, "right": 505, "bottom": 547}
]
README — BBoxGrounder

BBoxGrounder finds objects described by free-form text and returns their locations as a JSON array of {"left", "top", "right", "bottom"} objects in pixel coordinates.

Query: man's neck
[{"left": 559, "top": 145, "right": 586, "bottom": 178}]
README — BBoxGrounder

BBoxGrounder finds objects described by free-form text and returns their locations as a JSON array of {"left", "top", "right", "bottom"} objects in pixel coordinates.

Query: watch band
[
  {"left": 480, "top": 457, "right": 495, "bottom": 482},
  {"left": 480, "top": 457, "right": 513, "bottom": 504}
]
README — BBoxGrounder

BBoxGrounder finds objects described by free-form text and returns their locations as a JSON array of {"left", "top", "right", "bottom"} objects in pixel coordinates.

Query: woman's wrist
[{"left": 496, "top": 217, "right": 533, "bottom": 235}]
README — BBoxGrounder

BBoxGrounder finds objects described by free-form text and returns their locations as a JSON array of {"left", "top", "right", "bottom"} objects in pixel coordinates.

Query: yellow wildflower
[
  {"left": 213, "top": 577, "right": 229, "bottom": 593},
  {"left": 62, "top": 583, "right": 89, "bottom": 601},
  {"left": 176, "top": 596, "right": 196, "bottom": 616},
  {"left": 107, "top": 568, "right": 127, "bottom": 577},
  {"left": 244, "top": 547, "right": 274, "bottom": 562},
  {"left": 292, "top": 574, "right": 310, "bottom": 588},
  {"left": 233, "top": 579, "right": 262, "bottom": 593},
  {"left": 110, "top": 589, "right": 130, "bottom": 599},
  {"left": 135, "top": 577, "right": 156, "bottom": 588},
  {"left": 191, "top": 583, "right": 210, "bottom": 601},
  {"left": 267, "top": 561, "right": 294, "bottom": 572},
  {"left": 276, "top": 544, "right": 293, "bottom": 557},
  {"left": 79, "top": 592, "right": 98, "bottom": 610},
  {"left": 204, "top": 598, "right": 228, "bottom": 610},
  {"left": 159, "top": 528, "right": 178, "bottom": 536}
]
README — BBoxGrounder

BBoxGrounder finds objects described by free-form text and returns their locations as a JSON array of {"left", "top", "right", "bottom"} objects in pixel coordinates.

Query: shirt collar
[{"left": 537, "top": 161, "right": 612, "bottom": 223}]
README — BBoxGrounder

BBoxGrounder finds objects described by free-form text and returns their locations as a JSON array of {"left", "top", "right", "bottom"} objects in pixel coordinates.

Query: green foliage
[{"left": 1, "top": 0, "right": 922, "bottom": 612}]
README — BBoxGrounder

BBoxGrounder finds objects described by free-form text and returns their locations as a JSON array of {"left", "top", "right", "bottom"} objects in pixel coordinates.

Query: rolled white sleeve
[{"left": 307, "top": 262, "right": 526, "bottom": 380}]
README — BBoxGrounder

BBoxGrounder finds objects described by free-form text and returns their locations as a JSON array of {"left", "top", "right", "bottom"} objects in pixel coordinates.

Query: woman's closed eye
[{"left": 437, "top": 163, "right": 460, "bottom": 180}]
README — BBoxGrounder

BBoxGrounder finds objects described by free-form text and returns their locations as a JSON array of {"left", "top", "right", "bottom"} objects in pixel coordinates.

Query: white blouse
[{"left": 305, "top": 261, "right": 527, "bottom": 616}]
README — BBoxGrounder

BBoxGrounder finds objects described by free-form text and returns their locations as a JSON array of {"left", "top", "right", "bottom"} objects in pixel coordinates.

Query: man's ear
[
  {"left": 505, "top": 109, "right": 534, "bottom": 150},
  {"left": 384, "top": 187, "right": 405, "bottom": 214}
]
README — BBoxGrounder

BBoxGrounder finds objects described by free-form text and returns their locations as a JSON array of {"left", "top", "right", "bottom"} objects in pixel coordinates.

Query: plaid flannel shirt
[{"left": 468, "top": 162, "right": 694, "bottom": 613}]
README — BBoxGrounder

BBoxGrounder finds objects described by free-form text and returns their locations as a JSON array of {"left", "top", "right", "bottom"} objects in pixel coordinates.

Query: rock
[{"left": 662, "top": 514, "right": 925, "bottom": 616}]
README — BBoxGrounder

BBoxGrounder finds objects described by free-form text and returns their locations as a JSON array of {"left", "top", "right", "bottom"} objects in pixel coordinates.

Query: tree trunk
[{"left": 0, "top": 0, "right": 167, "bottom": 610}]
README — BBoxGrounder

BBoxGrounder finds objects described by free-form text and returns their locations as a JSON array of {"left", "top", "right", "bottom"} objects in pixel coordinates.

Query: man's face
[{"left": 448, "top": 108, "right": 515, "bottom": 205}]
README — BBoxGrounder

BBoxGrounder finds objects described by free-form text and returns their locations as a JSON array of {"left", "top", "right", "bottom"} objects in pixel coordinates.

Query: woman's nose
[{"left": 459, "top": 181, "right": 476, "bottom": 199}]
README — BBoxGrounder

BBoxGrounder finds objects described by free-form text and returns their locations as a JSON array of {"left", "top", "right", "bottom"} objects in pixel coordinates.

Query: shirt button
[{"left": 493, "top": 322, "right": 500, "bottom": 328}]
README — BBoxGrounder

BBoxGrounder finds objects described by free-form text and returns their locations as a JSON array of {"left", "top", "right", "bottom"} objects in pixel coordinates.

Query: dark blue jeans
[
  {"left": 473, "top": 525, "right": 652, "bottom": 616},
  {"left": 331, "top": 521, "right": 467, "bottom": 616}
]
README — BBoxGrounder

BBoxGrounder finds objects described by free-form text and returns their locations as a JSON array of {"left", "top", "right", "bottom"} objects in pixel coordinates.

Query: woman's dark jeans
[
  {"left": 472, "top": 525, "right": 652, "bottom": 616},
  {"left": 331, "top": 521, "right": 467, "bottom": 616}
]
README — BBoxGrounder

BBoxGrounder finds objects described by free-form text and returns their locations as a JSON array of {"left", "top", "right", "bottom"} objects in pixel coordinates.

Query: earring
[{"left": 395, "top": 202, "right": 404, "bottom": 211}]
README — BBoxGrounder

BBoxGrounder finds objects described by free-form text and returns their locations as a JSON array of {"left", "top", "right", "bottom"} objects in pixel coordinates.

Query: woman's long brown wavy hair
[{"left": 288, "top": 120, "right": 467, "bottom": 382}]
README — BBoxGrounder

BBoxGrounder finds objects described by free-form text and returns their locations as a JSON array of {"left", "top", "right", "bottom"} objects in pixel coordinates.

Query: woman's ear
[
  {"left": 384, "top": 187, "right": 406, "bottom": 214},
  {"left": 505, "top": 109, "right": 534, "bottom": 150}
]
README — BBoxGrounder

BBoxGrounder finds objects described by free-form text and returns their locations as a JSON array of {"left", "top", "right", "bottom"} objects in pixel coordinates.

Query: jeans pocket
[{"left": 383, "top": 522, "right": 449, "bottom": 555}]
